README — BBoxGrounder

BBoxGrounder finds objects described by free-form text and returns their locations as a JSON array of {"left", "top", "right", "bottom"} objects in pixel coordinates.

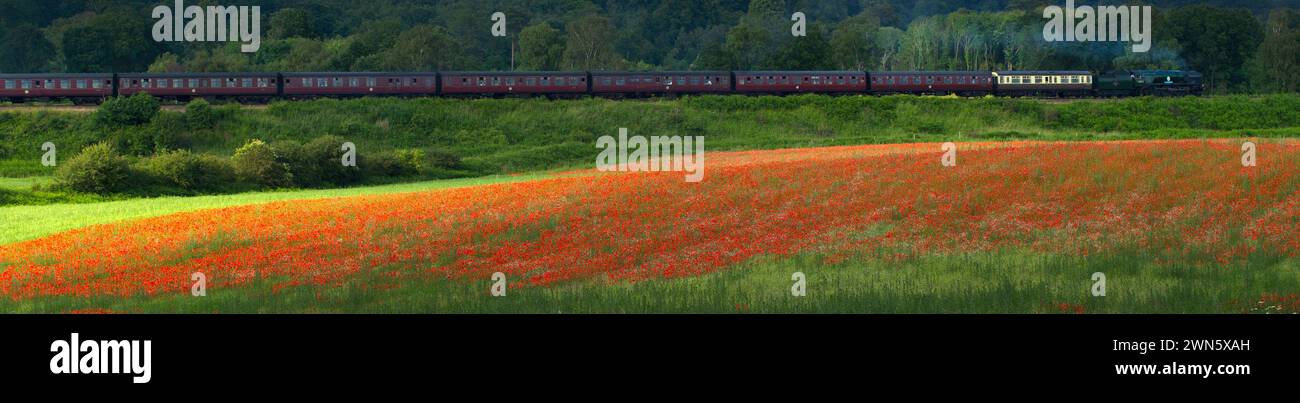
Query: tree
[
  {"left": 519, "top": 22, "right": 564, "bottom": 70},
  {"left": 60, "top": 11, "right": 163, "bottom": 73},
  {"left": 270, "top": 8, "right": 317, "bottom": 39},
  {"left": 1248, "top": 8, "right": 1300, "bottom": 93},
  {"left": 1163, "top": 5, "right": 1264, "bottom": 92},
  {"left": 563, "top": 15, "right": 623, "bottom": 70},
  {"left": 371, "top": 25, "right": 464, "bottom": 71},
  {"left": 0, "top": 24, "right": 54, "bottom": 73},
  {"left": 831, "top": 14, "right": 882, "bottom": 70},
  {"left": 772, "top": 24, "right": 832, "bottom": 69}
]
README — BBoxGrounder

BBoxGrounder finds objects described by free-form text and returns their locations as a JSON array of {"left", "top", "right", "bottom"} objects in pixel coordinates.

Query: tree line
[{"left": 0, "top": 0, "right": 1296, "bottom": 93}]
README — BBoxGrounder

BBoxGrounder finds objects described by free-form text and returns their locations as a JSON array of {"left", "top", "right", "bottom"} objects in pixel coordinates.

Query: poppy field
[{"left": 1, "top": 139, "right": 1298, "bottom": 313}]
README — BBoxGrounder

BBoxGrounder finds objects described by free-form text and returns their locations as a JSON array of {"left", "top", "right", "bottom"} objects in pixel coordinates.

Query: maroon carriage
[
  {"left": 441, "top": 72, "right": 587, "bottom": 96},
  {"left": 590, "top": 71, "right": 730, "bottom": 96},
  {"left": 0, "top": 74, "right": 114, "bottom": 102},
  {"left": 734, "top": 71, "right": 867, "bottom": 94},
  {"left": 117, "top": 73, "right": 279, "bottom": 99},
  {"left": 282, "top": 72, "right": 437, "bottom": 97},
  {"left": 868, "top": 71, "right": 994, "bottom": 95}
]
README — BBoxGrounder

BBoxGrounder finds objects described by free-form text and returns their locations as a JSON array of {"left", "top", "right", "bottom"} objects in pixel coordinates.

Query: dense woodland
[{"left": 0, "top": 0, "right": 1297, "bottom": 93}]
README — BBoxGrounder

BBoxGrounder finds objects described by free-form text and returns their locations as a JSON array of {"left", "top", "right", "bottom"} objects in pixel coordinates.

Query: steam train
[{"left": 0, "top": 69, "right": 1203, "bottom": 103}]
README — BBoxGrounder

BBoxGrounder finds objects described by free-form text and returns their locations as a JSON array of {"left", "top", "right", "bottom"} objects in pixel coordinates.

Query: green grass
[
  {"left": 3, "top": 94, "right": 1298, "bottom": 178},
  {"left": 6, "top": 249, "right": 1295, "bottom": 313},
  {"left": 0, "top": 173, "right": 549, "bottom": 245}
]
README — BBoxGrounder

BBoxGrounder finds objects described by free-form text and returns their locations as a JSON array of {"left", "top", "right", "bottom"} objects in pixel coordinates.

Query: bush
[
  {"left": 300, "top": 135, "right": 363, "bottom": 187},
  {"left": 364, "top": 151, "right": 418, "bottom": 178},
  {"left": 95, "top": 93, "right": 161, "bottom": 127},
  {"left": 53, "top": 143, "right": 131, "bottom": 194},
  {"left": 149, "top": 112, "right": 193, "bottom": 152},
  {"left": 140, "top": 150, "right": 236, "bottom": 193},
  {"left": 231, "top": 139, "right": 292, "bottom": 188},
  {"left": 423, "top": 148, "right": 462, "bottom": 171},
  {"left": 186, "top": 98, "right": 216, "bottom": 129},
  {"left": 394, "top": 149, "right": 425, "bottom": 172}
]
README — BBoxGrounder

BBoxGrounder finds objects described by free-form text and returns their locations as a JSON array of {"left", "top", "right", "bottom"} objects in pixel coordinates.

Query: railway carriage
[
  {"left": 0, "top": 68, "right": 1208, "bottom": 103},
  {"left": 591, "top": 71, "right": 731, "bottom": 96},
  {"left": 869, "top": 71, "right": 994, "bottom": 95},
  {"left": 0, "top": 73, "right": 114, "bottom": 103},
  {"left": 440, "top": 71, "right": 587, "bottom": 97},
  {"left": 282, "top": 72, "right": 438, "bottom": 98},
  {"left": 117, "top": 72, "right": 279, "bottom": 101},
  {"left": 993, "top": 71, "right": 1093, "bottom": 97},
  {"left": 734, "top": 71, "right": 867, "bottom": 94}
]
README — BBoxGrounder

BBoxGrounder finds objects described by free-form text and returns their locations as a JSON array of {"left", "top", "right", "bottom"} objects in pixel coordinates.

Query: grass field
[
  {"left": 2, "top": 139, "right": 1296, "bottom": 313},
  {"left": 0, "top": 173, "right": 548, "bottom": 245}
]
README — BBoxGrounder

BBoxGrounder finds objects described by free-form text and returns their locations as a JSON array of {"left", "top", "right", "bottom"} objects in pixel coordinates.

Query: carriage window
[
  {"left": 22, "top": 80, "right": 32, "bottom": 89},
  {"left": 141, "top": 80, "right": 151, "bottom": 89},
  {"left": 172, "top": 79, "right": 182, "bottom": 88},
  {"left": 259, "top": 78, "right": 269, "bottom": 88},
  {"left": 367, "top": 78, "right": 377, "bottom": 87},
  {"left": 527, "top": 78, "right": 537, "bottom": 86},
  {"left": 157, "top": 80, "right": 167, "bottom": 88},
  {"left": 3, "top": 80, "right": 13, "bottom": 89},
  {"left": 615, "top": 78, "right": 624, "bottom": 85},
  {"left": 506, "top": 78, "right": 515, "bottom": 86},
  {"left": 569, "top": 77, "right": 579, "bottom": 86},
  {"left": 317, "top": 78, "right": 328, "bottom": 87},
  {"left": 211, "top": 79, "right": 222, "bottom": 88},
  {"left": 188, "top": 79, "right": 198, "bottom": 88},
  {"left": 690, "top": 77, "right": 701, "bottom": 85},
  {"left": 244, "top": 78, "right": 254, "bottom": 87},
  {"left": 491, "top": 77, "right": 500, "bottom": 86}
]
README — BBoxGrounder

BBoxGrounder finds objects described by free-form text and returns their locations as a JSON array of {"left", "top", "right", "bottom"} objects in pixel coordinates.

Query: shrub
[
  {"left": 186, "top": 98, "right": 216, "bottom": 129},
  {"left": 141, "top": 150, "right": 236, "bottom": 192},
  {"left": 423, "top": 148, "right": 462, "bottom": 171},
  {"left": 231, "top": 139, "right": 292, "bottom": 188},
  {"left": 95, "top": 93, "right": 161, "bottom": 127},
  {"left": 300, "top": 135, "right": 362, "bottom": 187},
  {"left": 53, "top": 143, "right": 131, "bottom": 194},
  {"left": 364, "top": 151, "right": 418, "bottom": 178},
  {"left": 150, "top": 112, "right": 192, "bottom": 151},
  {"left": 390, "top": 149, "right": 423, "bottom": 172}
]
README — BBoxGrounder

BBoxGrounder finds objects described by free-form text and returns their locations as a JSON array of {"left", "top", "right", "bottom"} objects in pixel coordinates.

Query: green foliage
[
  {"left": 0, "top": 24, "right": 54, "bottom": 73},
  {"left": 186, "top": 99, "right": 217, "bottom": 129},
  {"left": 53, "top": 143, "right": 131, "bottom": 194},
  {"left": 95, "top": 93, "right": 161, "bottom": 128},
  {"left": 519, "top": 22, "right": 565, "bottom": 71},
  {"left": 231, "top": 139, "right": 293, "bottom": 188},
  {"left": 362, "top": 151, "right": 417, "bottom": 178},
  {"left": 138, "top": 150, "right": 237, "bottom": 193},
  {"left": 300, "top": 135, "right": 363, "bottom": 187}
]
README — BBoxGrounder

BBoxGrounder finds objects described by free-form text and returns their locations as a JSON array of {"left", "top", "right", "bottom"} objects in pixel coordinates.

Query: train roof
[
  {"left": 0, "top": 73, "right": 113, "bottom": 78},
  {"left": 995, "top": 70, "right": 1092, "bottom": 75},
  {"left": 118, "top": 72, "right": 278, "bottom": 78},
  {"left": 590, "top": 70, "right": 731, "bottom": 75},
  {"left": 441, "top": 71, "right": 585, "bottom": 76},
  {"left": 736, "top": 70, "right": 866, "bottom": 75},
  {"left": 869, "top": 71, "right": 992, "bottom": 75},
  {"left": 280, "top": 72, "right": 437, "bottom": 77}
]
